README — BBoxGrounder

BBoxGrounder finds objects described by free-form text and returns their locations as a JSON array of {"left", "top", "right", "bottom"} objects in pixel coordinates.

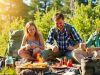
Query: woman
[
  {"left": 72, "top": 28, "right": 100, "bottom": 63},
  {"left": 18, "top": 21, "right": 44, "bottom": 61}
]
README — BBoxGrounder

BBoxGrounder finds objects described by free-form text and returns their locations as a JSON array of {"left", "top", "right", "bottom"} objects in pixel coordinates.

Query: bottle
[
  {"left": 5, "top": 56, "right": 14, "bottom": 68},
  {"left": 67, "top": 59, "right": 73, "bottom": 67},
  {"left": 64, "top": 56, "right": 67, "bottom": 66},
  {"left": 59, "top": 58, "right": 63, "bottom": 66}
]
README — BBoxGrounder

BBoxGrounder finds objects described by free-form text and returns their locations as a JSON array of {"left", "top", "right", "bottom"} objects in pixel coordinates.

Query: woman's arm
[
  {"left": 86, "top": 47, "right": 100, "bottom": 52},
  {"left": 20, "top": 36, "right": 30, "bottom": 50},
  {"left": 94, "top": 47, "right": 100, "bottom": 51}
]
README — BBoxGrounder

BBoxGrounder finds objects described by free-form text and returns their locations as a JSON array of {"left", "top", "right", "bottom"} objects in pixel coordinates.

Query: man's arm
[
  {"left": 70, "top": 27, "right": 82, "bottom": 48},
  {"left": 71, "top": 27, "right": 82, "bottom": 43},
  {"left": 67, "top": 26, "right": 82, "bottom": 50},
  {"left": 46, "top": 28, "right": 59, "bottom": 52},
  {"left": 46, "top": 28, "right": 55, "bottom": 50}
]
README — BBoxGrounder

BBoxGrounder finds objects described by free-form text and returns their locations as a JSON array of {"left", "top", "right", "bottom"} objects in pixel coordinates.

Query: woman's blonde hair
[{"left": 25, "top": 21, "right": 40, "bottom": 41}]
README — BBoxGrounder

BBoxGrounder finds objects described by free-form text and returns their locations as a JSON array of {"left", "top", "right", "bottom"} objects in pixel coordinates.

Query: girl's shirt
[{"left": 27, "top": 40, "right": 40, "bottom": 50}]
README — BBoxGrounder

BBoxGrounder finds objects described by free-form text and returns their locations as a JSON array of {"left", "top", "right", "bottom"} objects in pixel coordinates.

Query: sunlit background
[
  {"left": 23, "top": 0, "right": 31, "bottom": 5},
  {"left": 0, "top": 0, "right": 99, "bottom": 57}
]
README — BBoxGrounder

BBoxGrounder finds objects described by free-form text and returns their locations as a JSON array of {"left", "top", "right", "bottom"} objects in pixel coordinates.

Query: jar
[{"left": 5, "top": 56, "right": 13, "bottom": 67}]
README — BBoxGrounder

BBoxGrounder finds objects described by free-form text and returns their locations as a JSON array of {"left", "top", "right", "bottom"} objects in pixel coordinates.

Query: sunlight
[
  {"left": 0, "top": 0, "right": 10, "bottom": 5},
  {"left": 23, "top": 0, "right": 30, "bottom": 5}
]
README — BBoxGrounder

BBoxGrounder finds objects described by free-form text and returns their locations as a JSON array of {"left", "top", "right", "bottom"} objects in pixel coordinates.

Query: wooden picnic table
[{"left": 15, "top": 60, "right": 81, "bottom": 75}]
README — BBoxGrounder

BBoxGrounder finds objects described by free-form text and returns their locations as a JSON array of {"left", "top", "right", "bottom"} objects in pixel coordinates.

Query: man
[
  {"left": 73, "top": 28, "right": 100, "bottom": 63},
  {"left": 41, "top": 12, "right": 82, "bottom": 60}
]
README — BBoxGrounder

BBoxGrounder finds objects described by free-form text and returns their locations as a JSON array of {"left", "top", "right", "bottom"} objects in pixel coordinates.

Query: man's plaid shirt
[{"left": 46, "top": 23, "right": 82, "bottom": 52}]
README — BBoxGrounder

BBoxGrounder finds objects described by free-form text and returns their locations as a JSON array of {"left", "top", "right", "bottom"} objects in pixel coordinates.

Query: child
[{"left": 18, "top": 21, "right": 44, "bottom": 61}]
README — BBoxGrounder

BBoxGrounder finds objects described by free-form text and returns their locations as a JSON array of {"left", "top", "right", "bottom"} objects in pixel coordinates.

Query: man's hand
[
  {"left": 67, "top": 46, "right": 74, "bottom": 50},
  {"left": 52, "top": 46, "right": 59, "bottom": 53}
]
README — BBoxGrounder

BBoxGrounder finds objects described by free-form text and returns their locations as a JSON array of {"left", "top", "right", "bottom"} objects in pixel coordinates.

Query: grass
[{"left": 0, "top": 67, "right": 16, "bottom": 75}]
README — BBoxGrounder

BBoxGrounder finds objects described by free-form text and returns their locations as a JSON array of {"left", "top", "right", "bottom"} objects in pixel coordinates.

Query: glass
[{"left": 5, "top": 56, "right": 13, "bottom": 67}]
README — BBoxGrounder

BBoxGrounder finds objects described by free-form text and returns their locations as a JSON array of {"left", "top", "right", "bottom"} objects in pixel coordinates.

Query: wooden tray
[{"left": 16, "top": 66, "right": 48, "bottom": 75}]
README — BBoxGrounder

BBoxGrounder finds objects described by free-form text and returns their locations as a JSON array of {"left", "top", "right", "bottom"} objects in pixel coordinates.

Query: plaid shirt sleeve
[
  {"left": 46, "top": 28, "right": 54, "bottom": 45},
  {"left": 71, "top": 27, "right": 82, "bottom": 43}
]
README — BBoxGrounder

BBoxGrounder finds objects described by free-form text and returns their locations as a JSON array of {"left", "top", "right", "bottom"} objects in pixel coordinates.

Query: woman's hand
[
  {"left": 25, "top": 44, "right": 31, "bottom": 50},
  {"left": 31, "top": 43, "right": 39, "bottom": 48},
  {"left": 86, "top": 47, "right": 94, "bottom": 52}
]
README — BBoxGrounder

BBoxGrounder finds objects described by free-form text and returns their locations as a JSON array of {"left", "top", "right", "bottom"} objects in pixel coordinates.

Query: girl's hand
[
  {"left": 25, "top": 44, "right": 31, "bottom": 50},
  {"left": 31, "top": 43, "right": 38, "bottom": 48}
]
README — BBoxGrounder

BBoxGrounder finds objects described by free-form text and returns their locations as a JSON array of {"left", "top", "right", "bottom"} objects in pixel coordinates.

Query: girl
[{"left": 18, "top": 21, "right": 44, "bottom": 61}]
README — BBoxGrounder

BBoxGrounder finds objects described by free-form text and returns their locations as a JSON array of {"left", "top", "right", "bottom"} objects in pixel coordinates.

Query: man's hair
[{"left": 52, "top": 12, "right": 64, "bottom": 20}]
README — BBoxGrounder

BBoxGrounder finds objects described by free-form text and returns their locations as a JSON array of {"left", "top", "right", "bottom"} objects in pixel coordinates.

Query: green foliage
[
  {"left": 65, "top": 1, "right": 100, "bottom": 42},
  {"left": 0, "top": 17, "right": 24, "bottom": 56},
  {"left": 50, "top": 0, "right": 63, "bottom": 10},
  {"left": 0, "top": 67, "right": 16, "bottom": 75},
  {"left": 10, "top": 17, "right": 24, "bottom": 30},
  {"left": 34, "top": 9, "right": 57, "bottom": 40},
  {"left": 61, "top": 0, "right": 71, "bottom": 14}
]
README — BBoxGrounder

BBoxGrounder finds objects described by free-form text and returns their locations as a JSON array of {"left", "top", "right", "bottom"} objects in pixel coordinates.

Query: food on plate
[
  {"left": 20, "top": 62, "right": 33, "bottom": 68},
  {"left": 51, "top": 62, "right": 67, "bottom": 69},
  {"left": 19, "top": 62, "right": 48, "bottom": 68},
  {"left": 32, "top": 62, "right": 48, "bottom": 67}
]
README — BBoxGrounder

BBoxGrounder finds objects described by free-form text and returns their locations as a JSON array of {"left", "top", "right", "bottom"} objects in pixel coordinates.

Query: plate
[{"left": 50, "top": 65, "right": 68, "bottom": 69}]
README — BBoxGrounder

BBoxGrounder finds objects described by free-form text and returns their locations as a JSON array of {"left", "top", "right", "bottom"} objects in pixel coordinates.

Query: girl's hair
[{"left": 25, "top": 21, "right": 40, "bottom": 41}]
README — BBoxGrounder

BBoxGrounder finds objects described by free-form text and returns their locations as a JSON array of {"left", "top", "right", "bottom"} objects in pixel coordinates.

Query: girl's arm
[{"left": 20, "top": 36, "right": 30, "bottom": 50}]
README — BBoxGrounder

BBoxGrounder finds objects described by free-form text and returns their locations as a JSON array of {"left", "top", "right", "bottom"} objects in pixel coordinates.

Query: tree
[
  {"left": 34, "top": 9, "right": 56, "bottom": 40},
  {"left": 65, "top": 1, "right": 100, "bottom": 41},
  {"left": 29, "top": 0, "right": 39, "bottom": 13},
  {"left": 50, "top": 0, "right": 63, "bottom": 10},
  {"left": 61, "top": 0, "right": 73, "bottom": 16}
]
